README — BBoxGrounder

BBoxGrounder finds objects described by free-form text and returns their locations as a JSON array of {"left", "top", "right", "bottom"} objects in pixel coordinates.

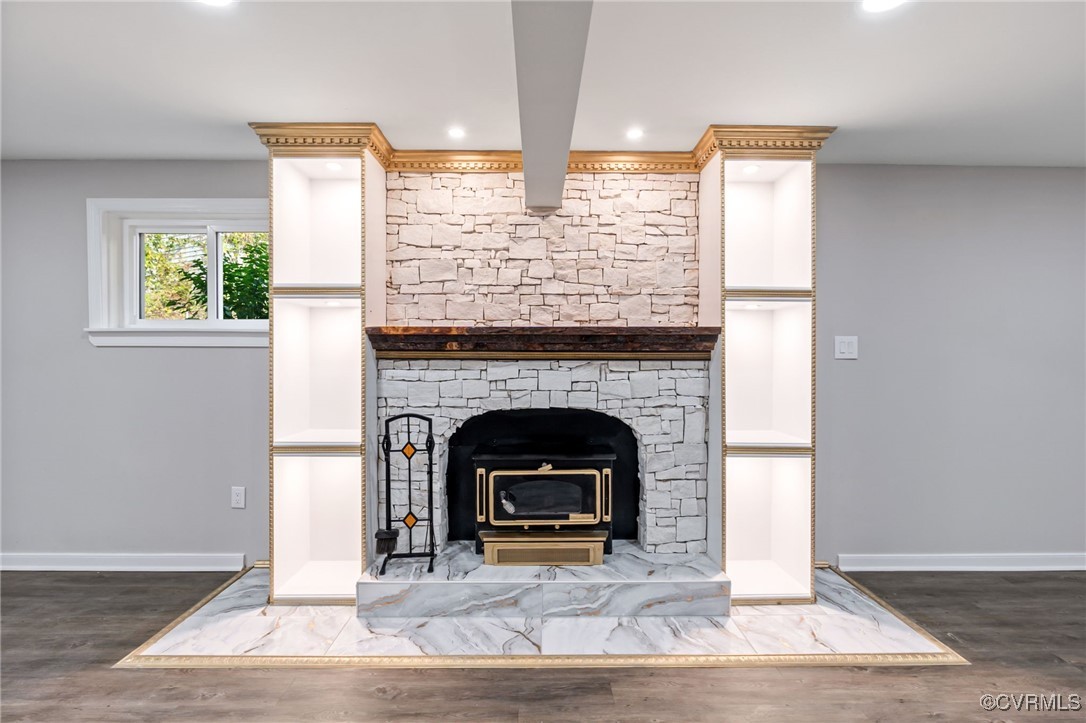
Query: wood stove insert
[
  {"left": 473, "top": 448, "right": 615, "bottom": 564},
  {"left": 445, "top": 408, "right": 639, "bottom": 565}
]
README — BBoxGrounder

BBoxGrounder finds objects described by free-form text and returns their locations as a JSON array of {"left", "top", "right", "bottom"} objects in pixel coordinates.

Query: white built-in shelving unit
[
  {"left": 716, "top": 152, "right": 820, "bottom": 602},
  {"left": 254, "top": 128, "right": 387, "bottom": 603}
]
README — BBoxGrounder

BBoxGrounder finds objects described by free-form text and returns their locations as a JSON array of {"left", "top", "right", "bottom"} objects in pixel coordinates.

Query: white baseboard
[
  {"left": 837, "top": 552, "right": 1086, "bottom": 572},
  {"left": 0, "top": 553, "right": 246, "bottom": 572}
]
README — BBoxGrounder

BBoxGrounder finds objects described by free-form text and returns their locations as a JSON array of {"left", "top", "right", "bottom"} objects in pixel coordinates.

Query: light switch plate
[{"left": 834, "top": 336, "right": 859, "bottom": 360}]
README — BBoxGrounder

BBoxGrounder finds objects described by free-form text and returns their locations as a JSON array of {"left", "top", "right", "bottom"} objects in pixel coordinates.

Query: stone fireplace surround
[
  {"left": 384, "top": 170, "right": 701, "bottom": 327},
  {"left": 376, "top": 357, "right": 712, "bottom": 555}
]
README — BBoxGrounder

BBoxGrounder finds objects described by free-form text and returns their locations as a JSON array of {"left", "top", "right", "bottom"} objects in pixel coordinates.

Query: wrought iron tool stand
[{"left": 378, "top": 413, "right": 436, "bottom": 574}]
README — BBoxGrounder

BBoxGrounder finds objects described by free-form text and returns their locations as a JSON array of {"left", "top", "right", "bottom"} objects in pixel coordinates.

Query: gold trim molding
[
  {"left": 249, "top": 123, "right": 380, "bottom": 158},
  {"left": 250, "top": 123, "right": 836, "bottom": 173},
  {"left": 724, "top": 288, "right": 814, "bottom": 300},
  {"left": 271, "top": 286, "right": 363, "bottom": 298},
  {"left": 117, "top": 650, "right": 968, "bottom": 669},
  {"left": 694, "top": 124, "right": 837, "bottom": 164},
  {"left": 725, "top": 445, "right": 814, "bottom": 457},
  {"left": 567, "top": 151, "right": 701, "bottom": 174},
  {"left": 271, "top": 444, "right": 362, "bottom": 456},
  {"left": 389, "top": 149, "right": 522, "bottom": 173}
]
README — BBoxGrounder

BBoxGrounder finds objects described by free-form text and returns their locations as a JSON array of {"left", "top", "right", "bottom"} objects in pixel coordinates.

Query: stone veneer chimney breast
[{"left": 385, "top": 171, "right": 700, "bottom": 326}]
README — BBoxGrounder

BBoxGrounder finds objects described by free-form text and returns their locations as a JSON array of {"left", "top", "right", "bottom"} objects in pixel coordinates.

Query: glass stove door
[{"left": 488, "top": 469, "right": 600, "bottom": 525}]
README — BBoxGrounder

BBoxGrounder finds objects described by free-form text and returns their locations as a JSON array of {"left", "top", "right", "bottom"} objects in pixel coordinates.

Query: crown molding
[
  {"left": 389, "top": 149, "right": 522, "bottom": 173},
  {"left": 693, "top": 124, "right": 837, "bottom": 165},
  {"left": 249, "top": 123, "right": 836, "bottom": 171},
  {"left": 567, "top": 151, "right": 699, "bottom": 174},
  {"left": 366, "top": 124, "right": 394, "bottom": 168},
  {"left": 249, "top": 122, "right": 383, "bottom": 157}
]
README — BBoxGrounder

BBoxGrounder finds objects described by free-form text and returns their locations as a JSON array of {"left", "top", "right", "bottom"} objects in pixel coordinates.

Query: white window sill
[{"left": 86, "top": 327, "right": 269, "bottom": 348}]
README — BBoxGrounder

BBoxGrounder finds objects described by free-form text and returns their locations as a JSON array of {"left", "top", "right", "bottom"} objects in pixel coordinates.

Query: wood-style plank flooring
[{"left": 2, "top": 570, "right": 1083, "bottom": 722}]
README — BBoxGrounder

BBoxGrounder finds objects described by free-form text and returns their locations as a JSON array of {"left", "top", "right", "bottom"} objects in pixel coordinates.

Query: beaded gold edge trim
[{"left": 118, "top": 651, "right": 967, "bottom": 669}]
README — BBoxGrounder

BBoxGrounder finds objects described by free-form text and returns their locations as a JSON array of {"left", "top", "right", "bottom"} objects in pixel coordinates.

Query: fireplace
[
  {"left": 445, "top": 408, "right": 639, "bottom": 564},
  {"left": 376, "top": 357, "right": 712, "bottom": 558}
]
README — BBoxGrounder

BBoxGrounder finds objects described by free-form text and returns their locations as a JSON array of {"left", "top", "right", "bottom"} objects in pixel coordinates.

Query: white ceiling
[{"left": 2, "top": 1, "right": 1083, "bottom": 166}]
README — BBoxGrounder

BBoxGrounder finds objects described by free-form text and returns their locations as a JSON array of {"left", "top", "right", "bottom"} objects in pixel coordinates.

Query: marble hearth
[{"left": 357, "top": 540, "right": 730, "bottom": 617}]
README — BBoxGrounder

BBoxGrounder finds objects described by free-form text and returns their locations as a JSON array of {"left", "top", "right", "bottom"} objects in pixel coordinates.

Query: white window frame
[{"left": 87, "top": 198, "right": 269, "bottom": 347}]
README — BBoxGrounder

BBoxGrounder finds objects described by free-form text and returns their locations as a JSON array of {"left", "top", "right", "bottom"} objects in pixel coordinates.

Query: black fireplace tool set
[{"left": 375, "top": 413, "right": 436, "bottom": 574}]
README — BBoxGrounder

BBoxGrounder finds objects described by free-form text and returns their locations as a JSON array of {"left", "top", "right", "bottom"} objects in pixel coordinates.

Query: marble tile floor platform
[
  {"left": 357, "top": 541, "right": 731, "bottom": 617},
  {"left": 120, "top": 566, "right": 966, "bottom": 667}
]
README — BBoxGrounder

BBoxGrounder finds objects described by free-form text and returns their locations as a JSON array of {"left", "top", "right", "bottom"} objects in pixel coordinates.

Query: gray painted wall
[
  {"left": 816, "top": 165, "right": 1085, "bottom": 560},
  {"left": 2, "top": 161, "right": 1083, "bottom": 564},
  {"left": 1, "top": 161, "right": 270, "bottom": 562}
]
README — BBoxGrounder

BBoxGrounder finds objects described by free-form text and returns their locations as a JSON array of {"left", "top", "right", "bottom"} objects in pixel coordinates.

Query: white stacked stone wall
[
  {"left": 385, "top": 172, "right": 700, "bottom": 326},
  {"left": 376, "top": 360, "right": 710, "bottom": 554}
]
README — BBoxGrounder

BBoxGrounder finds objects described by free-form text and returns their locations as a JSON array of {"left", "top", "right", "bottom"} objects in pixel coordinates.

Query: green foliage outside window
[
  {"left": 143, "top": 232, "right": 269, "bottom": 321},
  {"left": 218, "top": 232, "right": 270, "bottom": 320},
  {"left": 143, "top": 233, "right": 208, "bottom": 320}
]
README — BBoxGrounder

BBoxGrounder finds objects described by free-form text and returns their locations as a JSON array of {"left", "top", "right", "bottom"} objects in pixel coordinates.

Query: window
[
  {"left": 87, "top": 199, "right": 268, "bottom": 347},
  {"left": 137, "top": 227, "right": 269, "bottom": 322}
]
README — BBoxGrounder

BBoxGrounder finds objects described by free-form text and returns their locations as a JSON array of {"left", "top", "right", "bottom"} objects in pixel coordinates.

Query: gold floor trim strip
[
  {"left": 116, "top": 568, "right": 967, "bottom": 670},
  {"left": 117, "top": 651, "right": 965, "bottom": 670}
]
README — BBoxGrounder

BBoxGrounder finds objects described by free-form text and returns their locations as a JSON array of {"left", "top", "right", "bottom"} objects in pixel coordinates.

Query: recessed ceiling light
[
  {"left": 745, "top": 304, "right": 761, "bottom": 310},
  {"left": 325, "top": 300, "right": 341, "bottom": 307},
  {"left": 743, "top": 164, "right": 760, "bottom": 175},
  {"left": 325, "top": 162, "right": 343, "bottom": 172},
  {"left": 448, "top": 126, "right": 466, "bottom": 139},
  {"left": 199, "top": 0, "right": 236, "bottom": 6},
  {"left": 626, "top": 127, "right": 644, "bottom": 141},
  {"left": 862, "top": 0, "right": 907, "bottom": 13}
]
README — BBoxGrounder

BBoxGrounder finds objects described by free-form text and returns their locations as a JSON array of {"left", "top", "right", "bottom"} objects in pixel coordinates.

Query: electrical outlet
[{"left": 231, "top": 486, "right": 246, "bottom": 509}]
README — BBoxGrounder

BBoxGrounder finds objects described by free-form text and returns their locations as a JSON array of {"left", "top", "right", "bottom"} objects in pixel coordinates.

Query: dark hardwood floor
[{"left": 2, "top": 569, "right": 1083, "bottom": 722}]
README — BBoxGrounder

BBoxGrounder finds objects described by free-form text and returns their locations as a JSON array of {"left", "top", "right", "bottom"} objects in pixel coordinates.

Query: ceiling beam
[{"left": 510, "top": 0, "right": 594, "bottom": 215}]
